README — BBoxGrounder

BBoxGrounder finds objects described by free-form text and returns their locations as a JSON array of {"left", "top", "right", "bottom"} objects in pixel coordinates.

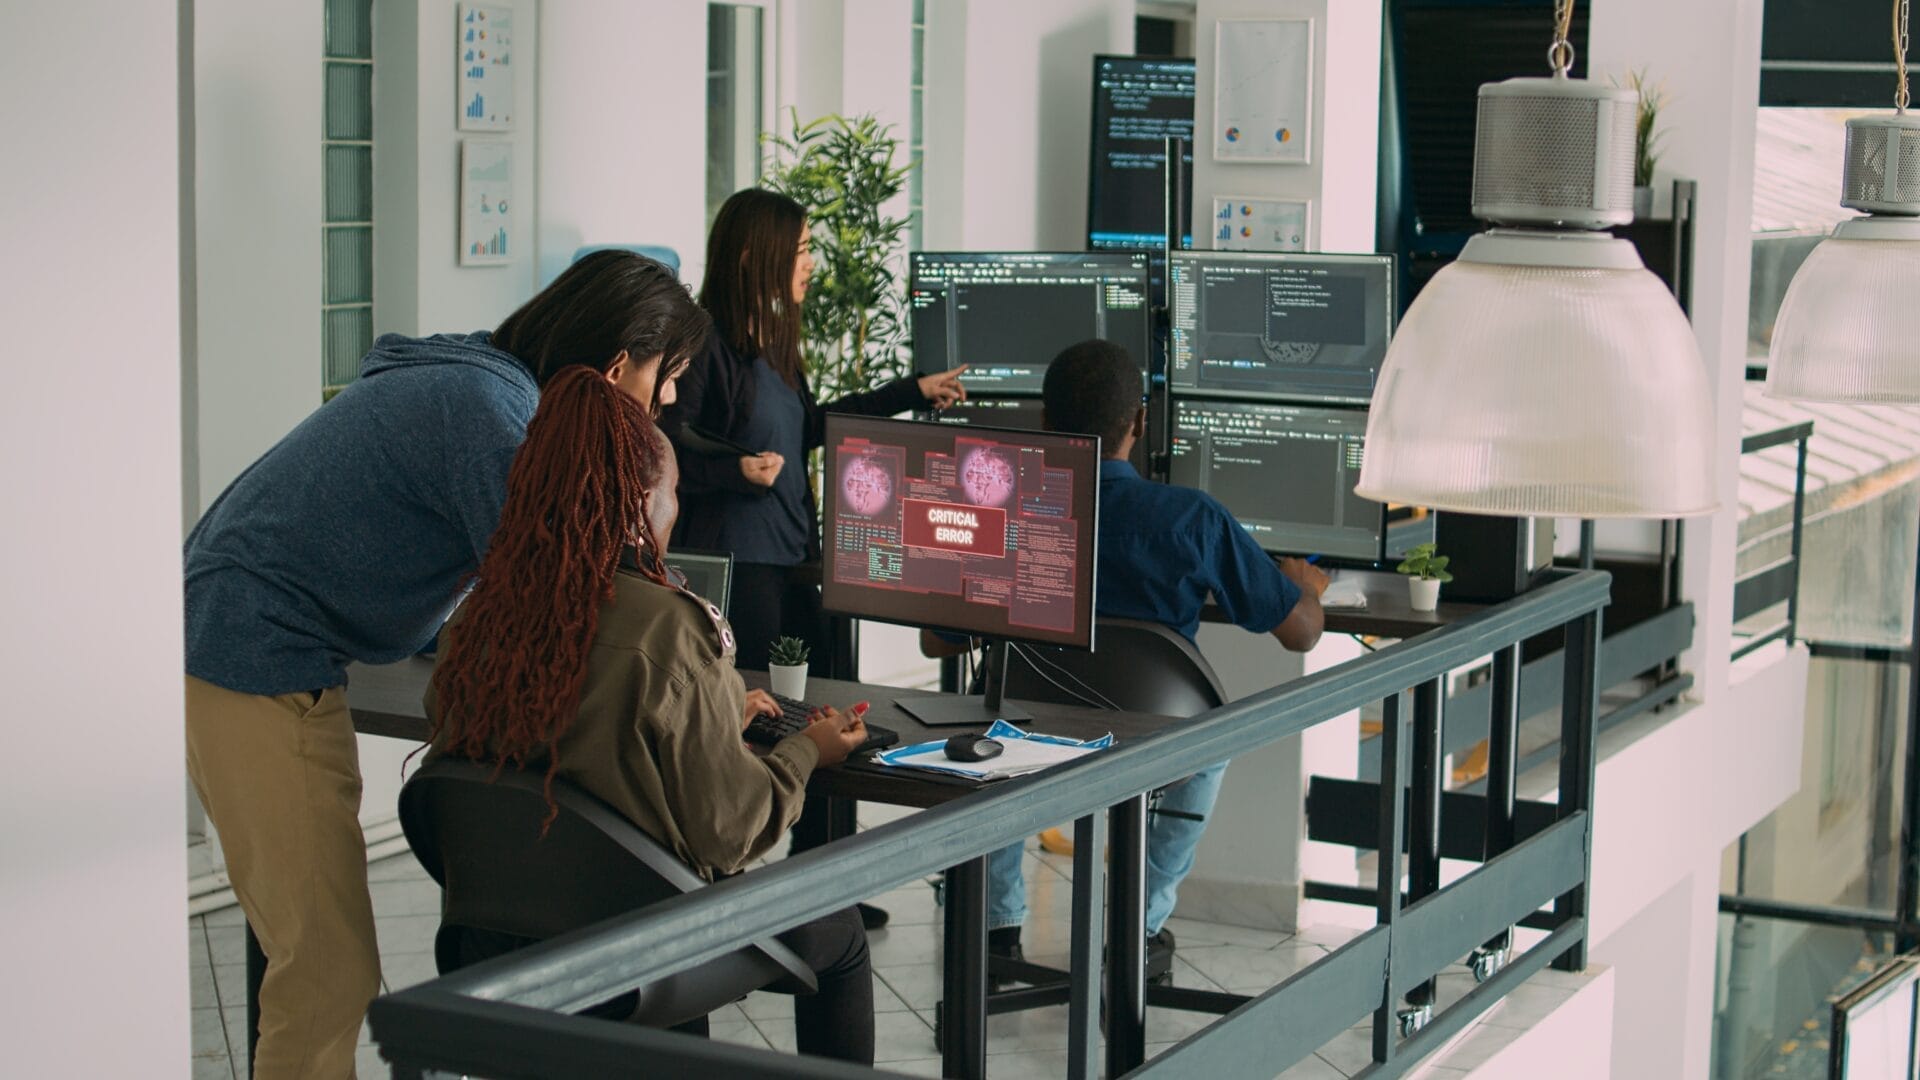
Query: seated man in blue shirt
[{"left": 939, "top": 338, "right": 1328, "bottom": 978}]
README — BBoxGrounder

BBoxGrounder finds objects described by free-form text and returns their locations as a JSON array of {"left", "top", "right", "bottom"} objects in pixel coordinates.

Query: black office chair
[
  {"left": 964, "top": 618, "right": 1248, "bottom": 1020},
  {"left": 397, "top": 756, "right": 816, "bottom": 1029}
]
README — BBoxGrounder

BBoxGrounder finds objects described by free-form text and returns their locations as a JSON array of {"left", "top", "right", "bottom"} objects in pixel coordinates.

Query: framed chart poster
[
  {"left": 456, "top": 4, "right": 515, "bottom": 131},
  {"left": 460, "top": 140, "right": 513, "bottom": 266},
  {"left": 1212, "top": 196, "right": 1312, "bottom": 252},
  {"left": 1213, "top": 17, "right": 1313, "bottom": 164}
]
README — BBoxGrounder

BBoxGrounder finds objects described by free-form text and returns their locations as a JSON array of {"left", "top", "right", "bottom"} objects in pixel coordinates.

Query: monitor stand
[{"left": 896, "top": 641, "right": 1032, "bottom": 728}]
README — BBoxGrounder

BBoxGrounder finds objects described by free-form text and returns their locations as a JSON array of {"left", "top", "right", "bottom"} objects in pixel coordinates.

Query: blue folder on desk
[{"left": 876, "top": 720, "right": 1113, "bottom": 780}]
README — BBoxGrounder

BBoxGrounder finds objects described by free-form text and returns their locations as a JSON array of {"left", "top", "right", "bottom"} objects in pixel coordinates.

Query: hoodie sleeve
[{"left": 659, "top": 336, "right": 762, "bottom": 498}]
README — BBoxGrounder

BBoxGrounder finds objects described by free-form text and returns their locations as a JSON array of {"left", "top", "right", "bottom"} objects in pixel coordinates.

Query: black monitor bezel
[
  {"left": 1164, "top": 396, "right": 1388, "bottom": 570},
  {"left": 1166, "top": 249, "right": 1396, "bottom": 408},
  {"left": 908, "top": 250, "right": 1154, "bottom": 399},
  {"left": 1085, "top": 53, "right": 1197, "bottom": 252},
  {"left": 819, "top": 414, "right": 1102, "bottom": 653}
]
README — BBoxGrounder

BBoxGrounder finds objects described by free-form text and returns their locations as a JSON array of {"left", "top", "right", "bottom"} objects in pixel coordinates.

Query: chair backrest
[
  {"left": 1000, "top": 617, "right": 1228, "bottom": 719},
  {"left": 571, "top": 243, "right": 681, "bottom": 276},
  {"left": 398, "top": 756, "right": 815, "bottom": 1020}
]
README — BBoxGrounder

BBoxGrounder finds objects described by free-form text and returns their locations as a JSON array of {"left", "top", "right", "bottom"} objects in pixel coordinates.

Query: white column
[{"left": 3, "top": 1, "right": 188, "bottom": 1072}]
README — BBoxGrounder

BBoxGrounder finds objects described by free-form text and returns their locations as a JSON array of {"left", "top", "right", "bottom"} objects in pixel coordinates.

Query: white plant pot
[
  {"left": 1407, "top": 577, "right": 1442, "bottom": 612},
  {"left": 769, "top": 663, "right": 808, "bottom": 700}
]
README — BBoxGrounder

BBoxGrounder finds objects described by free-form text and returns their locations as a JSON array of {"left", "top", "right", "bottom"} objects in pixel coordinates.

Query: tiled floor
[{"left": 188, "top": 804, "right": 1584, "bottom": 1079}]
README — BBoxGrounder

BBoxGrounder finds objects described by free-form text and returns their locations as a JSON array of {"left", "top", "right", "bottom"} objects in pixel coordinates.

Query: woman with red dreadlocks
[{"left": 424, "top": 365, "right": 878, "bottom": 1065}]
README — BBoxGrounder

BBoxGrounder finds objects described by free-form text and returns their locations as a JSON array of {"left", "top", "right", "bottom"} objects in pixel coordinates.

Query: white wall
[
  {"left": 1192, "top": 0, "right": 1382, "bottom": 254},
  {"left": 936, "top": 0, "right": 1135, "bottom": 250},
  {"left": 376, "top": 0, "right": 542, "bottom": 337},
  {"left": 537, "top": 0, "right": 708, "bottom": 289},
  {"left": 191, "top": 0, "right": 324, "bottom": 509},
  {"left": 2, "top": 1, "right": 188, "bottom": 1072}
]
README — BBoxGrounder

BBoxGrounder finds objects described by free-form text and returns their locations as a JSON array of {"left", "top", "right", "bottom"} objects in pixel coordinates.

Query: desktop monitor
[
  {"left": 663, "top": 549, "right": 733, "bottom": 618},
  {"left": 1087, "top": 55, "right": 1195, "bottom": 251},
  {"left": 1167, "top": 399, "right": 1386, "bottom": 565},
  {"left": 910, "top": 251, "right": 1152, "bottom": 397},
  {"left": 1167, "top": 250, "right": 1395, "bottom": 406},
  {"left": 821, "top": 414, "right": 1102, "bottom": 725}
]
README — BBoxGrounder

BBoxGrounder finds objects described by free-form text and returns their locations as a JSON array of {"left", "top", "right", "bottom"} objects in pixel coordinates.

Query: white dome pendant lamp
[
  {"left": 1355, "top": 1, "right": 1719, "bottom": 517},
  {"left": 1767, "top": 0, "right": 1920, "bottom": 403}
]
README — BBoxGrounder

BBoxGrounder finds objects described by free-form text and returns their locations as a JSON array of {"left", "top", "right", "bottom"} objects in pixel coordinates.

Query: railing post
[
  {"left": 1405, "top": 678, "right": 1445, "bottom": 1010},
  {"left": 1553, "top": 611, "right": 1602, "bottom": 971},
  {"left": 1372, "top": 691, "right": 1407, "bottom": 1064},
  {"left": 941, "top": 858, "right": 988, "bottom": 1078},
  {"left": 1480, "top": 645, "right": 1522, "bottom": 962},
  {"left": 1107, "top": 794, "right": 1150, "bottom": 1078},
  {"left": 1067, "top": 811, "right": 1106, "bottom": 1080},
  {"left": 1786, "top": 433, "right": 1808, "bottom": 646}
]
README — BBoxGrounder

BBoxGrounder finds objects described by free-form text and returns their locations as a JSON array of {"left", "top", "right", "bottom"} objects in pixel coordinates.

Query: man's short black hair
[{"left": 1041, "top": 339, "right": 1142, "bottom": 447}]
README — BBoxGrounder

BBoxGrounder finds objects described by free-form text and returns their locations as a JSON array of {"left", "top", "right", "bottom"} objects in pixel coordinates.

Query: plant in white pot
[
  {"left": 1396, "top": 542, "right": 1454, "bottom": 613},
  {"left": 768, "top": 636, "right": 811, "bottom": 699}
]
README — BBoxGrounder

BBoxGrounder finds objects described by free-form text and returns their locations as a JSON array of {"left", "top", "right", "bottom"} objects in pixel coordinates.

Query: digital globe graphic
[
  {"left": 840, "top": 454, "right": 896, "bottom": 517},
  {"left": 959, "top": 448, "right": 1016, "bottom": 507}
]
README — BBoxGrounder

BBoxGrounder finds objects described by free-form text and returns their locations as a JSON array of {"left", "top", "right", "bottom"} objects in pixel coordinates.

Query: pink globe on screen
[
  {"left": 841, "top": 455, "right": 894, "bottom": 517},
  {"left": 960, "top": 448, "right": 1015, "bottom": 507}
]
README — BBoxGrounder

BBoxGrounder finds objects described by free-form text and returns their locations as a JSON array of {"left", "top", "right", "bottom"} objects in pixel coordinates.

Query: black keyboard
[{"left": 745, "top": 693, "right": 900, "bottom": 756}]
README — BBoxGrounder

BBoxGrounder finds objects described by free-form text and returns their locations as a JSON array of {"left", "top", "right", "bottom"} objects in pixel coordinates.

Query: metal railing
[
  {"left": 1732, "top": 420, "right": 1814, "bottom": 660},
  {"left": 368, "top": 570, "right": 1613, "bottom": 1080}
]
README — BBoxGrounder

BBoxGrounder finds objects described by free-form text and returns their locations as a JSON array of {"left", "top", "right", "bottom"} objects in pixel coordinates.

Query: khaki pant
[{"left": 186, "top": 675, "right": 381, "bottom": 1079}]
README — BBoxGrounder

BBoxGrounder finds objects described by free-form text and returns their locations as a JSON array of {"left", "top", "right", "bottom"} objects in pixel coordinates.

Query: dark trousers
[
  {"left": 673, "top": 905, "right": 874, "bottom": 1064},
  {"left": 729, "top": 562, "right": 828, "bottom": 675}
]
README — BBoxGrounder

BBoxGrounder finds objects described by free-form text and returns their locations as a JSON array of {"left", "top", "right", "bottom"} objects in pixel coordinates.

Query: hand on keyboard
[
  {"left": 744, "top": 693, "right": 900, "bottom": 759},
  {"left": 741, "top": 688, "right": 780, "bottom": 731}
]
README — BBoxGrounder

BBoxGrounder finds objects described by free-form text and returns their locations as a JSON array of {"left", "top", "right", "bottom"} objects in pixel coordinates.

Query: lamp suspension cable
[
  {"left": 1897, "top": 0, "right": 1911, "bottom": 112},
  {"left": 1550, "top": 0, "right": 1576, "bottom": 77}
]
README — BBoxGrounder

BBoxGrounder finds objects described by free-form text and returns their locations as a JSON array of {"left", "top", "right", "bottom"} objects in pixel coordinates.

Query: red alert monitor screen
[{"left": 820, "top": 415, "right": 1102, "bottom": 650}]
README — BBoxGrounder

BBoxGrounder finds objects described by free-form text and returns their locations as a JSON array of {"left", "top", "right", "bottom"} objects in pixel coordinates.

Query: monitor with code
[
  {"left": 821, "top": 415, "right": 1101, "bottom": 654},
  {"left": 1167, "top": 399, "right": 1385, "bottom": 564},
  {"left": 1167, "top": 251, "right": 1394, "bottom": 405},
  {"left": 1087, "top": 55, "right": 1195, "bottom": 251},
  {"left": 927, "top": 397, "right": 1151, "bottom": 474},
  {"left": 910, "top": 251, "right": 1151, "bottom": 396}
]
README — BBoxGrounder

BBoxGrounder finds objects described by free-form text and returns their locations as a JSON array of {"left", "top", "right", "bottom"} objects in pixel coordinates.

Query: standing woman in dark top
[{"left": 662, "top": 188, "right": 967, "bottom": 674}]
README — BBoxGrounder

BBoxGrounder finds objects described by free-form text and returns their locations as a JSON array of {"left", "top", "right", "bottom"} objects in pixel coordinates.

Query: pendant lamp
[
  {"left": 1355, "top": 2, "right": 1719, "bottom": 518},
  {"left": 1766, "top": 1, "right": 1920, "bottom": 403}
]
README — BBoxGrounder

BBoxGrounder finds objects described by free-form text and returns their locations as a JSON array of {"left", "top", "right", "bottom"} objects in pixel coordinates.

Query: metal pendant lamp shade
[
  {"left": 1766, "top": 115, "right": 1920, "bottom": 404},
  {"left": 1355, "top": 75, "right": 1720, "bottom": 518}
]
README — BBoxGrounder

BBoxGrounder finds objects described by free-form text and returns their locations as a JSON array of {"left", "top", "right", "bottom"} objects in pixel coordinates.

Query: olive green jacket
[{"left": 427, "top": 569, "right": 818, "bottom": 879}]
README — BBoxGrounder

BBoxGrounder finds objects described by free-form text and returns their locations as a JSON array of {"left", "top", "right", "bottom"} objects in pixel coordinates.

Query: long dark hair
[
  {"left": 427, "top": 366, "right": 676, "bottom": 826},
  {"left": 494, "top": 250, "right": 712, "bottom": 409},
  {"left": 699, "top": 188, "right": 807, "bottom": 387}
]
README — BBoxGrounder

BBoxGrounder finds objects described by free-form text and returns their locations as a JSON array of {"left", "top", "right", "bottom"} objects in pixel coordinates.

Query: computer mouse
[{"left": 944, "top": 734, "right": 1004, "bottom": 763}]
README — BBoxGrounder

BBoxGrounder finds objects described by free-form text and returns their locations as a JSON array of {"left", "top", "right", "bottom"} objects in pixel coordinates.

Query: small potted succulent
[
  {"left": 768, "top": 635, "right": 811, "bottom": 699},
  {"left": 1396, "top": 542, "right": 1453, "bottom": 613}
]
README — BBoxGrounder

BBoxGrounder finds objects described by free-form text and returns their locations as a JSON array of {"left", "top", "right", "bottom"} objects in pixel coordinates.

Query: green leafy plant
[
  {"left": 1615, "top": 67, "right": 1667, "bottom": 188},
  {"left": 769, "top": 635, "right": 811, "bottom": 667},
  {"left": 1395, "top": 542, "right": 1454, "bottom": 583},
  {"left": 760, "top": 110, "right": 917, "bottom": 404}
]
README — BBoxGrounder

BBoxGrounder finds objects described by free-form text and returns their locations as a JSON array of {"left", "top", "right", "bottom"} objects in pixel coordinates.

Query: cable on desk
[{"left": 1005, "top": 642, "right": 1122, "bottom": 712}]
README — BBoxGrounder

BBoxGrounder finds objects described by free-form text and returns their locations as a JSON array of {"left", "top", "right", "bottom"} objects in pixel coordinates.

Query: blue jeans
[{"left": 987, "top": 759, "right": 1230, "bottom": 936}]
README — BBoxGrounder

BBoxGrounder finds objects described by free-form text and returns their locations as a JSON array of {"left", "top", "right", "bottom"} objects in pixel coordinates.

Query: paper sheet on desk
[
  {"left": 875, "top": 720, "right": 1112, "bottom": 781},
  {"left": 1320, "top": 577, "right": 1367, "bottom": 609}
]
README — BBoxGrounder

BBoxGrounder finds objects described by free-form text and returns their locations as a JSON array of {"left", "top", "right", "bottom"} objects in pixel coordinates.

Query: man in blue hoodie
[{"left": 183, "top": 252, "right": 710, "bottom": 1079}]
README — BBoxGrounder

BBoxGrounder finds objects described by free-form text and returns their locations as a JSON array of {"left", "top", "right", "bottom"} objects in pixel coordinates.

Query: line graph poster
[
  {"left": 456, "top": 4, "right": 514, "bottom": 132},
  {"left": 460, "top": 140, "right": 513, "bottom": 266},
  {"left": 1213, "top": 18, "right": 1313, "bottom": 164}
]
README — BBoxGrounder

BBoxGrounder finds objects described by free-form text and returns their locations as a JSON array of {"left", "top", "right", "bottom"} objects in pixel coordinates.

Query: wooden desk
[
  {"left": 343, "top": 659, "right": 1168, "bottom": 1079},
  {"left": 1201, "top": 569, "right": 1483, "bottom": 640}
]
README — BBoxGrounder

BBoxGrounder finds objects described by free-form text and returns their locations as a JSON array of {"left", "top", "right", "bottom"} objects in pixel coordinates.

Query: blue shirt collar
[{"left": 1099, "top": 458, "right": 1140, "bottom": 481}]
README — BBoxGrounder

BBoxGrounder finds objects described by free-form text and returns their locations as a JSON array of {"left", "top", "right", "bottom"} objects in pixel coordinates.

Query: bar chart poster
[
  {"left": 456, "top": 4, "right": 514, "bottom": 131},
  {"left": 460, "top": 140, "right": 513, "bottom": 266}
]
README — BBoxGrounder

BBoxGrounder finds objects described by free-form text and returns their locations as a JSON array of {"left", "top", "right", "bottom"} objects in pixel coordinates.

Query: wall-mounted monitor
[
  {"left": 1167, "top": 250, "right": 1395, "bottom": 406},
  {"left": 910, "top": 251, "right": 1152, "bottom": 397},
  {"left": 1087, "top": 55, "right": 1195, "bottom": 251}
]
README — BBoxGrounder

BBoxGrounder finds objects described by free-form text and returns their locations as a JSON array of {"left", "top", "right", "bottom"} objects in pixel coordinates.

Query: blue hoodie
[{"left": 184, "top": 331, "right": 539, "bottom": 696}]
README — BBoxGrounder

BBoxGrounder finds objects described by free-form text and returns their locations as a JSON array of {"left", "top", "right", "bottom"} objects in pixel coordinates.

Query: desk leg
[
  {"left": 940, "top": 856, "right": 988, "bottom": 1080},
  {"left": 1106, "top": 794, "right": 1148, "bottom": 1078},
  {"left": 1406, "top": 678, "right": 1444, "bottom": 1010},
  {"left": 1068, "top": 812, "right": 1106, "bottom": 1080}
]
